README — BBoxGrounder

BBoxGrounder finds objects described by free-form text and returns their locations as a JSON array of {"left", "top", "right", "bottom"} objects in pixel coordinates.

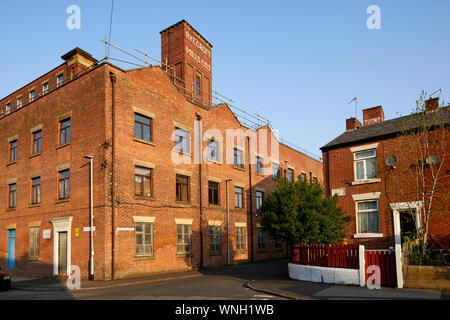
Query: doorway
[
  {"left": 58, "top": 231, "right": 68, "bottom": 275},
  {"left": 400, "top": 210, "right": 417, "bottom": 244},
  {"left": 7, "top": 229, "right": 15, "bottom": 270}
]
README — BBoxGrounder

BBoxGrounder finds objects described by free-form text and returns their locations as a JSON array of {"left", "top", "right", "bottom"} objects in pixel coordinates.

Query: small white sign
[
  {"left": 116, "top": 227, "right": 134, "bottom": 232},
  {"left": 43, "top": 229, "right": 51, "bottom": 239},
  {"left": 83, "top": 227, "right": 96, "bottom": 232}
]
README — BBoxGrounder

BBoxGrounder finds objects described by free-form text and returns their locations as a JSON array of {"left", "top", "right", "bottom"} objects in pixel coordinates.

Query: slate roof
[{"left": 321, "top": 106, "right": 450, "bottom": 151}]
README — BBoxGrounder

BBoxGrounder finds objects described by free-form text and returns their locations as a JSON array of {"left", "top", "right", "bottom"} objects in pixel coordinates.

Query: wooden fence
[{"left": 289, "top": 244, "right": 359, "bottom": 269}]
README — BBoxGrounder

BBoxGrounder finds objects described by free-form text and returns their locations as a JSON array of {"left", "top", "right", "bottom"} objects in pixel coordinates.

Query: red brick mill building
[
  {"left": 321, "top": 101, "right": 449, "bottom": 250},
  {"left": 0, "top": 20, "right": 323, "bottom": 280}
]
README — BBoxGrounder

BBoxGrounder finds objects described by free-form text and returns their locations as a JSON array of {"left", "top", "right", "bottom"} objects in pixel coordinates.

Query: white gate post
[
  {"left": 359, "top": 245, "right": 365, "bottom": 287},
  {"left": 395, "top": 244, "right": 403, "bottom": 288}
]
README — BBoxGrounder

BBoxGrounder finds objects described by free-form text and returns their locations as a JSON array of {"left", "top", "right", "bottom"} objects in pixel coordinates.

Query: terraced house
[{"left": 0, "top": 20, "right": 322, "bottom": 280}]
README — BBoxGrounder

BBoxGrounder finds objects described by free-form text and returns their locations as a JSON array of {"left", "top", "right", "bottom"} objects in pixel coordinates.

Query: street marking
[{"left": 253, "top": 294, "right": 274, "bottom": 298}]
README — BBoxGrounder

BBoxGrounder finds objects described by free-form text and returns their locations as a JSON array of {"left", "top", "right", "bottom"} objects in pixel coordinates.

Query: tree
[
  {"left": 259, "top": 179, "right": 350, "bottom": 246},
  {"left": 385, "top": 91, "right": 449, "bottom": 264}
]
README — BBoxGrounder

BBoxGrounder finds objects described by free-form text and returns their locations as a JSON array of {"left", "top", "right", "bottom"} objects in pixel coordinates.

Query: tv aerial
[{"left": 385, "top": 154, "right": 398, "bottom": 168}]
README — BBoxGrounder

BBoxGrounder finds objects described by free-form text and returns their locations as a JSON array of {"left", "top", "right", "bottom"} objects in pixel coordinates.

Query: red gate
[{"left": 365, "top": 250, "right": 397, "bottom": 287}]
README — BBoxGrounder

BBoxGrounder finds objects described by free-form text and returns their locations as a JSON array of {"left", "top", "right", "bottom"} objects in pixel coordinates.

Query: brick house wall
[
  {"left": 0, "top": 46, "right": 322, "bottom": 279},
  {"left": 322, "top": 109, "right": 449, "bottom": 250}
]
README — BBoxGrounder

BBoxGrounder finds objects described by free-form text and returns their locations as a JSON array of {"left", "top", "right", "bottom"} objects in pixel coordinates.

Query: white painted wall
[{"left": 288, "top": 263, "right": 360, "bottom": 286}]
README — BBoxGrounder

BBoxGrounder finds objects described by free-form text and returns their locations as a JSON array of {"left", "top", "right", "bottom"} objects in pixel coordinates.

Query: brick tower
[{"left": 160, "top": 20, "right": 213, "bottom": 108}]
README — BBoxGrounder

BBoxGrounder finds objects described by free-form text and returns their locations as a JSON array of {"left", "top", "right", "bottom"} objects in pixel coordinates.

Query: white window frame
[
  {"left": 176, "top": 223, "right": 192, "bottom": 255},
  {"left": 134, "top": 222, "right": 154, "bottom": 257},
  {"left": 175, "top": 127, "right": 190, "bottom": 154},
  {"left": 353, "top": 148, "right": 377, "bottom": 181},
  {"left": 354, "top": 199, "right": 382, "bottom": 238},
  {"left": 207, "top": 139, "right": 218, "bottom": 162}
]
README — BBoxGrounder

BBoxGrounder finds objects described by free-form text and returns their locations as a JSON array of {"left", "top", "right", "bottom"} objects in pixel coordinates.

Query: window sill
[
  {"left": 134, "top": 256, "right": 155, "bottom": 261},
  {"left": 28, "top": 257, "right": 40, "bottom": 261},
  {"left": 208, "top": 252, "right": 223, "bottom": 256},
  {"left": 175, "top": 201, "right": 192, "bottom": 205},
  {"left": 29, "top": 153, "right": 42, "bottom": 159},
  {"left": 208, "top": 204, "right": 221, "bottom": 208},
  {"left": 133, "top": 137, "right": 156, "bottom": 147},
  {"left": 134, "top": 195, "right": 155, "bottom": 201},
  {"left": 235, "top": 250, "right": 247, "bottom": 254},
  {"left": 351, "top": 178, "right": 381, "bottom": 186},
  {"left": 6, "top": 161, "right": 17, "bottom": 166},
  {"left": 29, "top": 204, "right": 41, "bottom": 208},
  {"left": 256, "top": 250, "right": 267, "bottom": 253},
  {"left": 353, "top": 233, "right": 383, "bottom": 239},
  {"left": 6, "top": 208, "right": 16, "bottom": 212},
  {"left": 206, "top": 159, "right": 222, "bottom": 165},
  {"left": 234, "top": 166, "right": 245, "bottom": 172},
  {"left": 255, "top": 172, "right": 265, "bottom": 177},
  {"left": 56, "top": 143, "right": 70, "bottom": 150},
  {"left": 176, "top": 253, "right": 193, "bottom": 258},
  {"left": 234, "top": 207, "right": 246, "bottom": 211},
  {"left": 55, "top": 199, "right": 70, "bottom": 204}
]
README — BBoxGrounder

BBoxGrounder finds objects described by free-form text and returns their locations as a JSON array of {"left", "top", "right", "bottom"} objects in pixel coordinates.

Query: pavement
[{"left": 8, "top": 260, "right": 447, "bottom": 300}]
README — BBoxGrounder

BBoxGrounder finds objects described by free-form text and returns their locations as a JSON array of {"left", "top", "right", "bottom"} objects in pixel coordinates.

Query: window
[
  {"left": 31, "top": 177, "right": 41, "bottom": 205},
  {"left": 58, "top": 169, "right": 70, "bottom": 200},
  {"left": 272, "top": 163, "right": 280, "bottom": 179},
  {"left": 29, "top": 226, "right": 40, "bottom": 258},
  {"left": 9, "top": 140, "right": 17, "bottom": 162},
  {"left": 175, "top": 128, "right": 190, "bottom": 153},
  {"left": 312, "top": 177, "right": 318, "bottom": 184},
  {"left": 287, "top": 168, "right": 294, "bottom": 183},
  {"left": 274, "top": 240, "right": 282, "bottom": 250},
  {"left": 256, "top": 191, "right": 264, "bottom": 212},
  {"left": 135, "top": 222, "right": 153, "bottom": 257},
  {"left": 234, "top": 186, "right": 244, "bottom": 209},
  {"left": 236, "top": 226, "right": 246, "bottom": 252},
  {"left": 207, "top": 139, "right": 218, "bottom": 161},
  {"left": 300, "top": 173, "right": 307, "bottom": 182},
  {"left": 135, "top": 166, "right": 152, "bottom": 197},
  {"left": 255, "top": 156, "right": 262, "bottom": 174},
  {"left": 208, "top": 181, "right": 219, "bottom": 205},
  {"left": 57, "top": 74, "right": 64, "bottom": 87},
  {"left": 356, "top": 200, "right": 380, "bottom": 234},
  {"left": 32, "top": 130, "right": 42, "bottom": 154},
  {"left": 29, "top": 90, "right": 35, "bottom": 102},
  {"left": 257, "top": 227, "right": 266, "bottom": 251},
  {"left": 59, "top": 118, "right": 71, "bottom": 145},
  {"left": 176, "top": 224, "right": 192, "bottom": 255},
  {"left": 209, "top": 225, "right": 221, "bottom": 254},
  {"left": 134, "top": 113, "right": 152, "bottom": 142},
  {"left": 8, "top": 183, "right": 16, "bottom": 209},
  {"left": 176, "top": 175, "right": 190, "bottom": 202},
  {"left": 6, "top": 103, "right": 11, "bottom": 114},
  {"left": 42, "top": 82, "right": 49, "bottom": 94},
  {"left": 234, "top": 148, "right": 244, "bottom": 169},
  {"left": 195, "top": 76, "right": 201, "bottom": 95},
  {"left": 354, "top": 149, "right": 377, "bottom": 180},
  {"left": 17, "top": 97, "right": 22, "bottom": 109}
]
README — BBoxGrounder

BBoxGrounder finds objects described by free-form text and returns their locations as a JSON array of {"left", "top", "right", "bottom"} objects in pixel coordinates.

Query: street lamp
[
  {"left": 84, "top": 155, "right": 94, "bottom": 280},
  {"left": 225, "top": 179, "right": 232, "bottom": 267}
]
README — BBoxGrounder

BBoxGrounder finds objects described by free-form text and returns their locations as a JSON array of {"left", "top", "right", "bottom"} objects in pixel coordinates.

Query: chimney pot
[
  {"left": 425, "top": 97, "right": 439, "bottom": 112},
  {"left": 363, "top": 106, "right": 384, "bottom": 126},
  {"left": 346, "top": 117, "right": 362, "bottom": 131}
]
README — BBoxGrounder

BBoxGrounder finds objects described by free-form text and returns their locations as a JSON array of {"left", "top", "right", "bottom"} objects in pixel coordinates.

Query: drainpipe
[
  {"left": 225, "top": 179, "right": 232, "bottom": 266},
  {"left": 247, "top": 137, "right": 254, "bottom": 263},
  {"left": 196, "top": 113, "right": 204, "bottom": 268},
  {"left": 109, "top": 71, "right": 117, "bottom": 280},
  {"left": 84, "top": 155, "right": 94, "bottom": 280}
]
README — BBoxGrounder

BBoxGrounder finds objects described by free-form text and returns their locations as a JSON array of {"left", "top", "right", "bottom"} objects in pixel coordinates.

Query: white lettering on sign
[
  {"left": 186, "top": 46, "right": 211, "bottom": 72},
  {"left": 43, "top": 229, "right": 51, "bottom": 239},
  {"left": 185, "top": 31, "right": 211, "bottom": 58},
  {"left": 83, "top": 227, "right": 96, "bottom": 232}
]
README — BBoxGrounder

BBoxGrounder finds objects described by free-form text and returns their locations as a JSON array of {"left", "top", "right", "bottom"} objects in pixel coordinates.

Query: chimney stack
[
  {"left": 363, "top": 106, "right": 384, "bottom": 126},
  {"left": 346, "top": 117, "right": 362, "bottom": 131},
  {"left": 425, "top": 97, "right": 439, "bottom": 112}
]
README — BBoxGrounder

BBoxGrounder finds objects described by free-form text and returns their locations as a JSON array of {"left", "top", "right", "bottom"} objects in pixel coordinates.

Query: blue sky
[{"left": 1, "top": 0, "right": 449, "bottom": 158}]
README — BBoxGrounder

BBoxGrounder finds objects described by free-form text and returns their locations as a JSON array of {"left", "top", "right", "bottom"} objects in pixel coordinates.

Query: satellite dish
[
  {"left": 385, "top": 154, "right": 398, "bottom": 168},
  {"left": 425, "top": 155, "right": 440, "bottom": 166}
]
